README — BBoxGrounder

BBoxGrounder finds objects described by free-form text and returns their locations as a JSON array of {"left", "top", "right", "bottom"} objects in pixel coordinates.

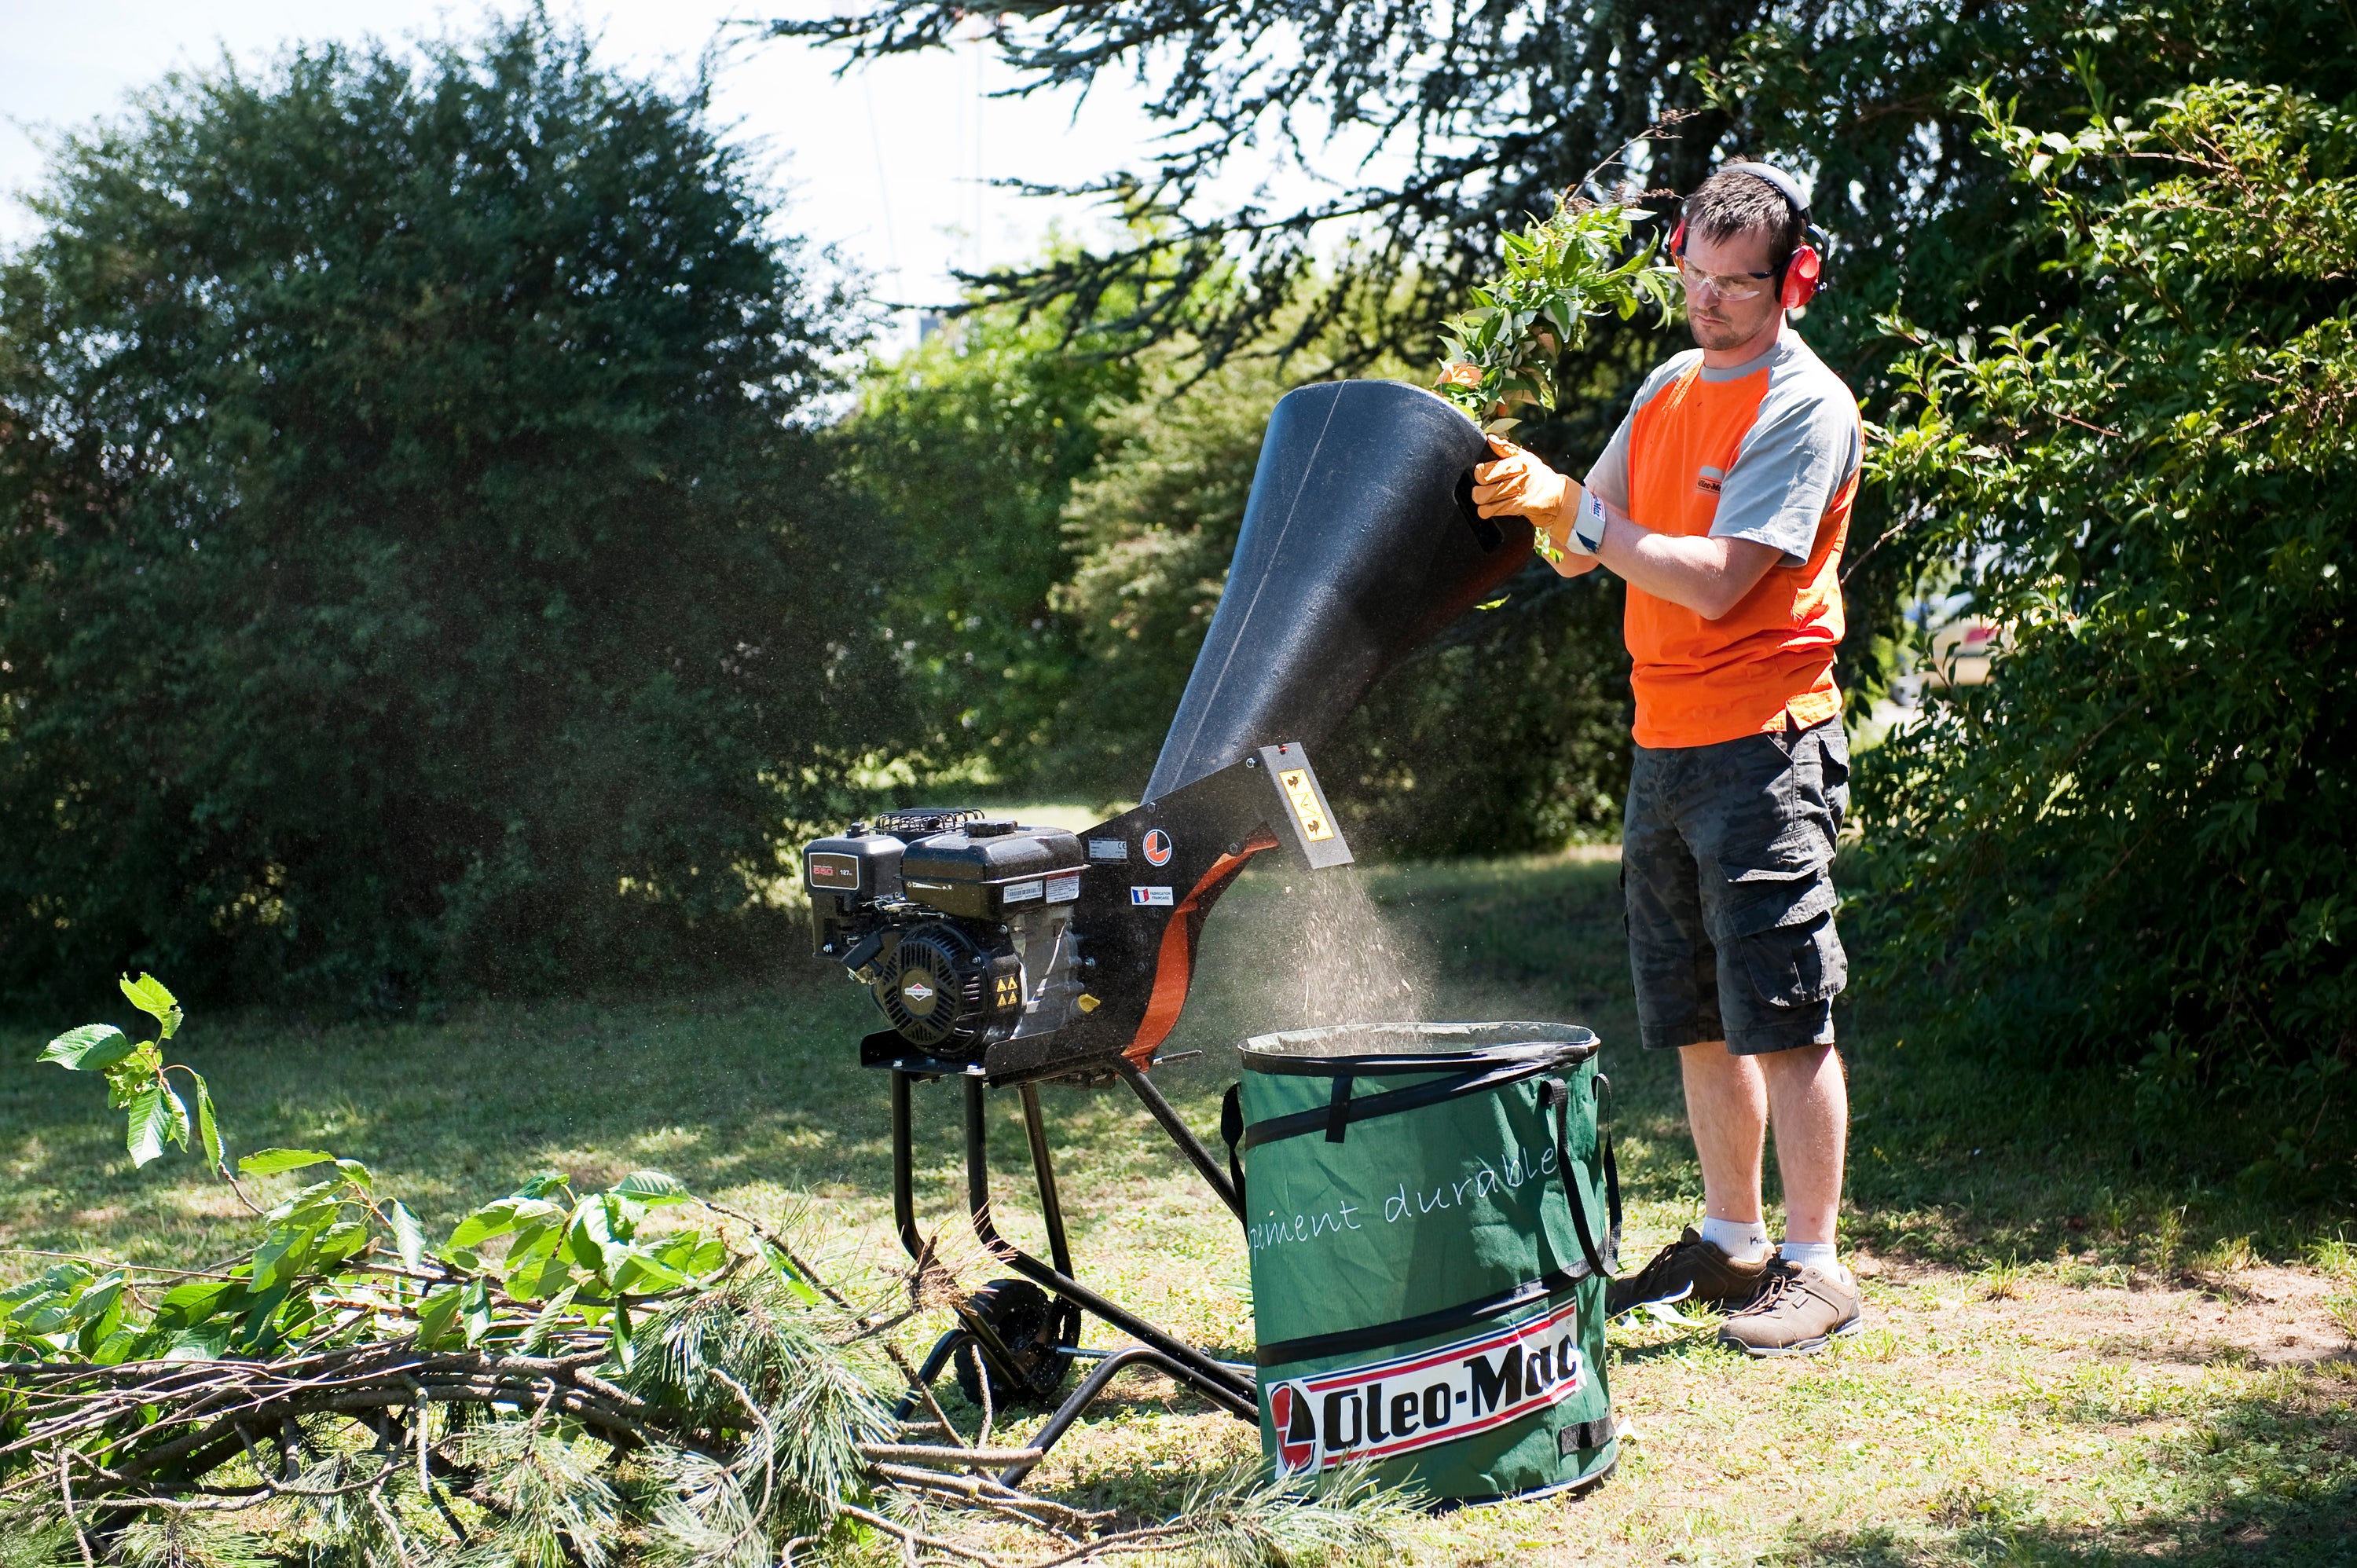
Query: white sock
[
  {"left": 1780, "top": 1240, "right": 1845, "bottom": 1279},
  {"left": 1699, "top": 1216, "right": 1771, "bottom": 1263}
]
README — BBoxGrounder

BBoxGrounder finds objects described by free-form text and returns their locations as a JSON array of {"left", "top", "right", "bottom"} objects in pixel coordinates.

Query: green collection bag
[{"left": 1221, "top": 1021, "right": 1619, "bottom": 1503}]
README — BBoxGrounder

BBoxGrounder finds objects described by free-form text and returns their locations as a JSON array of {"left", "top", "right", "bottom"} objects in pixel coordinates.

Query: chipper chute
[{"left": 799, "top": 379, "right": 1613, "bottom": 1497}]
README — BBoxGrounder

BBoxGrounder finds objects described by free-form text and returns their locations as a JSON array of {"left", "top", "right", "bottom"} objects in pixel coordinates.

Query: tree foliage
[
  {"left": 0, "top": 18, "right": 891, "bottom": 1006},
  {"left": 1856, "top": 79, "right": 2355, "bottom": 1185},
  {"left": 777, "top": 0, "right": 2357, "bottom": 722},
  {"left": 835, "top": 307, "right": 1140, "bottom": 775}
]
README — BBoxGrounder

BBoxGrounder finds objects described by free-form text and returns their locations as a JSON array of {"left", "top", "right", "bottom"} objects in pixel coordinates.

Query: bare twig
[{"left": 57, "top": 1445, "right": 97, "bottom": 1568}]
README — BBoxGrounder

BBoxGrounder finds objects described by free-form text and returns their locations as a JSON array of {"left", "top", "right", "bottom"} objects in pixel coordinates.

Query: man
[{"left": 1471, "top": 162, "right": 1863, "bottom": 1357}]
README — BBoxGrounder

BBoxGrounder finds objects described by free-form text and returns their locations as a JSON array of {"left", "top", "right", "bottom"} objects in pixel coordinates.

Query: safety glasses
[{"left": 1677, "top": 256, "right": 1775, "bottom": 302}]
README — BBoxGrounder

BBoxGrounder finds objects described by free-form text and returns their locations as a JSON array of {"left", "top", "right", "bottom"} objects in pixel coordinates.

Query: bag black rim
[{"left": 1238, "top": 1020, "right": 1598, "bottom": 1078}]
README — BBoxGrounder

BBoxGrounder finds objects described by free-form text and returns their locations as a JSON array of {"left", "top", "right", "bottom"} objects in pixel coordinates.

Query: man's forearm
[{"left": 1578, "top": 488, "right": 1779, "bottom": 621}]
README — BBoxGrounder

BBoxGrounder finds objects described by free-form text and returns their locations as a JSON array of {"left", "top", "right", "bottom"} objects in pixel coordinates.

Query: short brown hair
[{"left": 1681, "top": 166, "right": 1805, "bottom": 274}]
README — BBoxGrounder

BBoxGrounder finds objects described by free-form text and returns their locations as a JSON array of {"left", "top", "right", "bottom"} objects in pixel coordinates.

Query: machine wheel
[{"left": 953, "top": 1279, "right": 1078, "bottom": 1409}]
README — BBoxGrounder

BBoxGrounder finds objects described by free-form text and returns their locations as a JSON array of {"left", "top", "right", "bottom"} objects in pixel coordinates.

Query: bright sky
[{"left": 0, "top": 2, "right": 1186, "bottom": 347}]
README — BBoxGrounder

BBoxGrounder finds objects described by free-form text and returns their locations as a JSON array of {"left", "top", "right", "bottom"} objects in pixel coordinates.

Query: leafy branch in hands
[
  {"left": 1432, "top": 196, "right": 1681, "bottom": 437},
  {"left": 2, "top": 978, "right": 1413, "bottom": 1565}
]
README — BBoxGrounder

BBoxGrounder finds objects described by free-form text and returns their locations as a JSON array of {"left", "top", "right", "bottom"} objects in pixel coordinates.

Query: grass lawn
[{"left": 4, "top": 848, "right": 2352, "bottom": 1564}]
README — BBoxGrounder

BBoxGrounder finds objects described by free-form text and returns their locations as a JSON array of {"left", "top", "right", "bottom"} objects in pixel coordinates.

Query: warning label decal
[{"left": 1277, "top": 769, "right": 1336, "bottom": 843}]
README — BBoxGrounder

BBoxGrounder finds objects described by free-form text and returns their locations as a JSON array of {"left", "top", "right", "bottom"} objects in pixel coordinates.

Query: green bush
[
  {"left": 0, "top": 19, "right": 890, "bottom": 1006},
  {"left": 835, "top": 305, "right": 1139, "bottom": 775},
  {"left": 1857, "top": 79, "right": 2355, "bottom": 1186}
]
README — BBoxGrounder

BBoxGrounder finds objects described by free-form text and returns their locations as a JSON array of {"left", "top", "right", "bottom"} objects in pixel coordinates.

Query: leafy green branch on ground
[{"left": 0, "top": 978, "right": 1408, "bottom": 1566}]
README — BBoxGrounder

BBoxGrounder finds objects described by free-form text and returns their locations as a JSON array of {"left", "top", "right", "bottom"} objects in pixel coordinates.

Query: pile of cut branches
[{"left": 0, "top": 978, "right": 1406, "bottom": 1566}]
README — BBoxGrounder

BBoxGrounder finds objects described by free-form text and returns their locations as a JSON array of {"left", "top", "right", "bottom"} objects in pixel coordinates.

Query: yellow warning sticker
[{"left": 1278, "top": 768, "right": 1336, "bottom": 842}]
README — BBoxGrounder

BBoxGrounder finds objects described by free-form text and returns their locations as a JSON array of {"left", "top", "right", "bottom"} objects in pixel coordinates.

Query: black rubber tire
[{"left": 953, "top": 1279, "right": 1079, "bottom": 1410}]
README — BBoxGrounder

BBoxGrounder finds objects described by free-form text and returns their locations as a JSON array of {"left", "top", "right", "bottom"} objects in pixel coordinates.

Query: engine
[
  {"left": 804, "top": 747, "right": 1356, "bottom": 1084},
  {"left": 805, "top": 808, "right": 1091, "bottom": 1066}
]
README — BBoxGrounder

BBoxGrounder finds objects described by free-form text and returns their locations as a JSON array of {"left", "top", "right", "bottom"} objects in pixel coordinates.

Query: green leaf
[
  {"left": 65, "top": 1272, "right": 127, "bottom": 1326},
  {"left": 251, "top": 1223, "right": 321, "bottom": 1291},
  {"left": 520, "top": 1284, "right": 580, "bottom": 1354},
  {"left": 313, "top": 1222, "right": 370, "bottom": 1268},
  {"left": 762, "top": 1244, "right": 821, "bottom": 1306},
  {"left": 504, "top": 1251, "right": 577, "bottom": 1304},
  {"left": 125, "top": 1082, "right": 172, "bottom": 1167},
  {"left": 448, "top": 1197, "right": 559, "bottom": 1250},
  {"left": 607, "top": 1249, "right": 688, "bottom": 1295},
  {"left": 415, "top": 1286, "right": 464, "bottom": 1349},
  {"left": 162, "top": 1081, "right": 190, "bottom": 1152},
  {"left": 563, "top": 1196, "right": 620, "bottom": 1275},
  {"left": 333, "top": 1158, "right": 374, "bottom": 1192},
  {"left": 460, "top": 1278, "right": 493, "bottom": 1346},
  {"left": 389, "top": 1202, "right": 427, "bottom": 1273},
  {"left": 155, "top": 1278, "right": 241, "bottom": 1330},
  {"left": 189, "top": 1070, "right": 224, "bottom": 1169},
  {"left": 1, "top": 1264, "right": 93, "bottom": 1311},
  {"left": 612, "top": 1169, "right": 691, "bottom": 1205},
  {"left": 265, "top": 1178, "right": 345, "bottom": 1226},
  {"left": 119, "top": 973, "right": 183, "bottom": 1039},
  {"left": 42, "top": 1024, "right": 132, "bottom": 1072},
  {"left": 163, "top": 1321, "right": 235, "bottom": 1361},
  {"left": 239, "top": 1148, "right": 335, "bottom": 1175}
]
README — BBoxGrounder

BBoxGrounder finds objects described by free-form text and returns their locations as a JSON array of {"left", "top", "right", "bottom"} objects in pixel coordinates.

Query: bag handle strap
[
  {"left": 1596, "top": 1073, "right": 1622, "bottom": 1270},
  {"left": 1219, "top": 1083, "right": 1247, "bottom": 1230},
  {"left": 1540, "top": 1075, "right": 1611, "bottom": 1282}
]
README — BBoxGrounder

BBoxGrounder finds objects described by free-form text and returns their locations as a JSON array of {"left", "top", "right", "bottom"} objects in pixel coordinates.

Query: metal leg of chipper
[
  {"left": 995, "top": 1344, "right": 1233, "bottom": 1488},
  {"left": 1116, "top": 1057, "right": 1244, "bottom": 1221},
  {"left": 889, "top": 1069, "right": 1034, "bottom": 1400},
  {"left": 959, "top": 1075, "right": 1256, "bottom": 1419}
]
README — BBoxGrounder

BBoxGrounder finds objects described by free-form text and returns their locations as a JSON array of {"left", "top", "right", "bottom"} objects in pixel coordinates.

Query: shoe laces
[{"left": 1734, "top": 1261, "right": 1807, "bottom": 1317}]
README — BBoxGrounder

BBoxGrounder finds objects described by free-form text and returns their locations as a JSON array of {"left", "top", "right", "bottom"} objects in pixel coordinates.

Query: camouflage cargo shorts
[{"left": 1622, "top": 716, "right": 1849, "bottom": 1055}]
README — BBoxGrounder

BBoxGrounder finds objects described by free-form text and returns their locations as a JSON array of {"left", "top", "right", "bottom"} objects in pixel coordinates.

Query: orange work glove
[{"left": 1471, "top": 436, "right": 1579, "bottom": 562}]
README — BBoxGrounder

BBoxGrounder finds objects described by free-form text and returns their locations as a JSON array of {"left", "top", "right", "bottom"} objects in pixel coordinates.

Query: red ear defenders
[{"left": 1668, "top": 159, "right": 1828, "bottom": 311}]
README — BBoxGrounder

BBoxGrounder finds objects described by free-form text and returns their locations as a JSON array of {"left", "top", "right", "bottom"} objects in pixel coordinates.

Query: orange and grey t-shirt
[{"left": 1584, "top": 332, "right": 1862, "bottom": 749}]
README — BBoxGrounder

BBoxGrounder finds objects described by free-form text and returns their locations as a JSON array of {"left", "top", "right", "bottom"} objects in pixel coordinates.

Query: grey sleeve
[
  {"left": 1583, "top": 413, "right": 1635, "bottom": 512},
  {"left": 1710, "top": 379, "right": 1863, "bottom": 566}
]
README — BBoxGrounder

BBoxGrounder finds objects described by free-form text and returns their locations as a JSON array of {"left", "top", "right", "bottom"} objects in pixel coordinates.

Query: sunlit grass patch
[{"left": 3, "top": 848, "right": 2352, "bottom": 1563}]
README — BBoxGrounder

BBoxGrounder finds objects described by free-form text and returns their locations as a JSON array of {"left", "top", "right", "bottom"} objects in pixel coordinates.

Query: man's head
[{"left": 1676, "top": 166, "right": 1808, "bottom": 354}]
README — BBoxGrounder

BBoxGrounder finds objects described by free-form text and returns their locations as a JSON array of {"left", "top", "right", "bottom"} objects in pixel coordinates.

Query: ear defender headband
[{"left": 1668, "top": 159, "right": 1831, "bottom": 311}]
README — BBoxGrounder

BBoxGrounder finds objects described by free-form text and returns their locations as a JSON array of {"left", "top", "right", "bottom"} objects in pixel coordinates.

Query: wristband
[{"left": 1567, "top": 488, "right": 1611, "bottom": 556}]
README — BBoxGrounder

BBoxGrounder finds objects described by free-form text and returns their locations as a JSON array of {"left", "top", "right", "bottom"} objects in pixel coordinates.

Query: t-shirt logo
[{"left": 1695, "top": 464, "right": 1725, "bottom": 496}]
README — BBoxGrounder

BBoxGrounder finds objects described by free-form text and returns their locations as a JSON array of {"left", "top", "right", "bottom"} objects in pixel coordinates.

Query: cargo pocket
[
  {"left": 1717, "top": 854, "right": 1846, "bottom": 1009},
  {"left": 1737, "top": 908, "right": 1847, "bottom": 1008}
]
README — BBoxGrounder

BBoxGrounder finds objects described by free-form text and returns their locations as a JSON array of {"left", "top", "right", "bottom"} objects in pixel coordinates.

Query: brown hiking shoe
[
  {"left": 1606, "top": 1227, "right": 1773, "bottom": 1317},
  {"left": 1716, "top": 1261, "right": 1863, "bottom": 1357}
]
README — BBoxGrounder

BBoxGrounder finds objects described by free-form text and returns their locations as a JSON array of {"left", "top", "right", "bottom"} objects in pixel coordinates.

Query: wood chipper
[{"left": 800, "top": 379, "right": 1618, "bottom": 1500}]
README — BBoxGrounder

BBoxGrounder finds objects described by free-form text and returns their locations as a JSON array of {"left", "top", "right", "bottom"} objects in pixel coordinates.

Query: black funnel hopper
[{"left": 1143, "top": 379, "right": 1537, "bottom": 800}]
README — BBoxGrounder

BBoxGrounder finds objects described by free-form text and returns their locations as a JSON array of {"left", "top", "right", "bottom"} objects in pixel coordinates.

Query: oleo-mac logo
[{"left": 1266, "top": 1296, "right": 1583, "bottom": 1477}]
